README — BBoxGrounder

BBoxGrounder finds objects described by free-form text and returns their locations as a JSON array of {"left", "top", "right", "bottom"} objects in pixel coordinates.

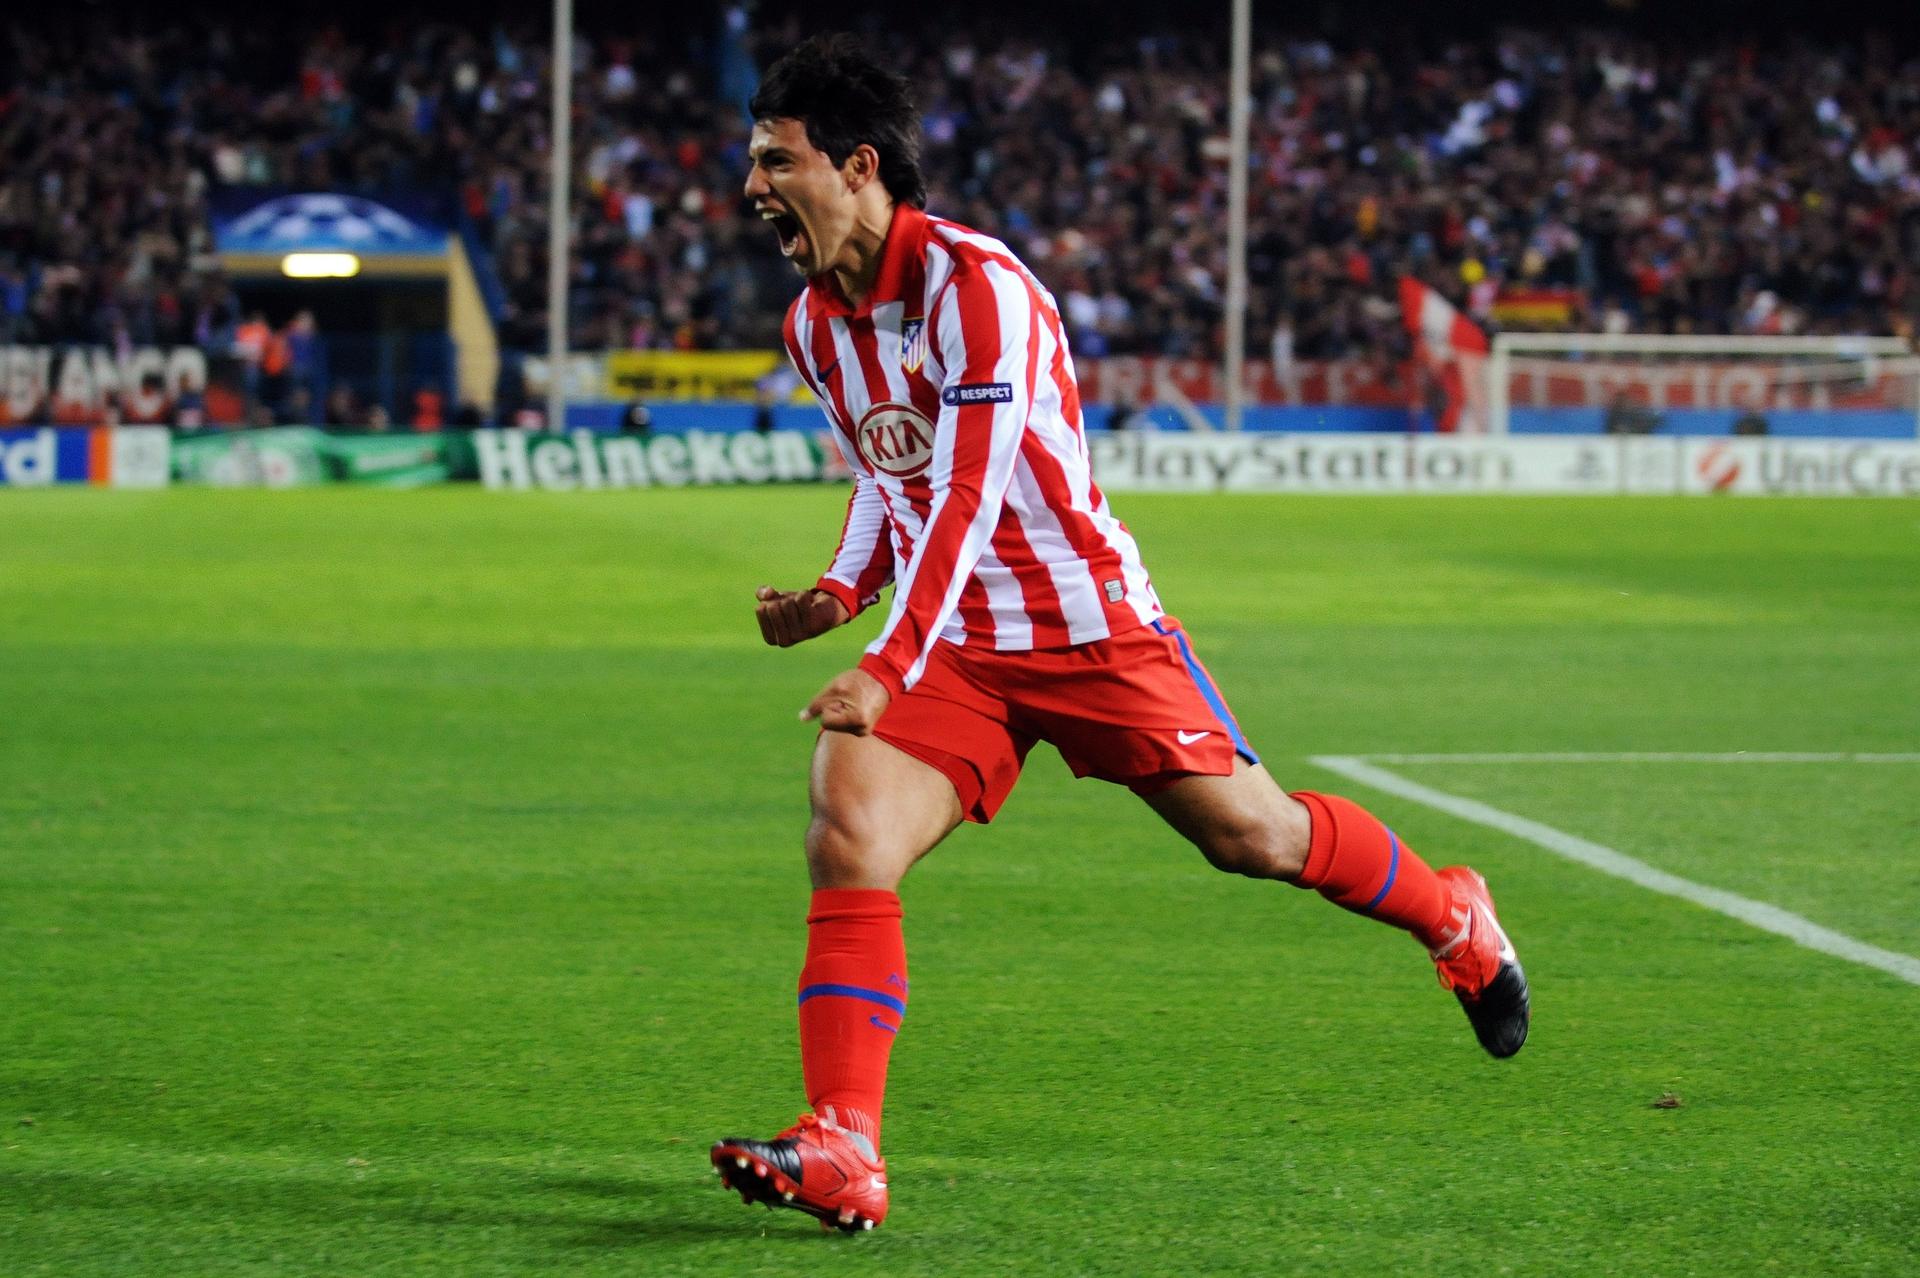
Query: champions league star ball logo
[{"left": 224, "top": 194, "right": 433, "bottom": 251}]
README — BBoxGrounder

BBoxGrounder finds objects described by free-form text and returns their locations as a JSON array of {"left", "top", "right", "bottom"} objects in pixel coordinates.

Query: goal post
[{"left": 1487, "top": 333, "right": 1920, "bottom": 439}]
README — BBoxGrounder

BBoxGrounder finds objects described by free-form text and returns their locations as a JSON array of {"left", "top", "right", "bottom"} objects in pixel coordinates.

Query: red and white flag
[{"left": 1399, "top": 277, "right": 1490, "bottom": 432}]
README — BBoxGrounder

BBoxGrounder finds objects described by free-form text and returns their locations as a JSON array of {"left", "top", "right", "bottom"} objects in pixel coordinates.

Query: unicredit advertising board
[{"left": 0, "top": 427, "right": 171, "bottom": 488}]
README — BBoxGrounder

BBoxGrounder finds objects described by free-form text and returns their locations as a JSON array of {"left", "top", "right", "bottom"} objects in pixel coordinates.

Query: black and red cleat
[
  {"left": 710, "top": 1111, "right": 889, "bottom": 1232},
  {"left": 1430, "top": 866, "right": 1531, "bottom": 1058}
]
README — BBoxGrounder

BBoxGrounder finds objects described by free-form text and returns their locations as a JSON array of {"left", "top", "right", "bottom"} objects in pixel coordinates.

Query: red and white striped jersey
[{"left": 784, "top": 204, "right": 1164, "bottom": 695}]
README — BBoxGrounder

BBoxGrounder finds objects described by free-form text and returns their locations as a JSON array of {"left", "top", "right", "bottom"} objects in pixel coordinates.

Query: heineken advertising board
[{"left": 470, "top": 429, "right": 827, "bottom": 490}]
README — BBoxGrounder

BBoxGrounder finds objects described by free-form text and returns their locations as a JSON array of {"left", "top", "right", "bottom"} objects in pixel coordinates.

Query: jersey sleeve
[
  {"left": 815, "top": 472, "right": 894, "bottom": 617},
  {"left": 785, "top": 297, "right": 894, "bottom": 616},
  {"left": 857, "top": 257, "right": 1036, "bottom": 695}
]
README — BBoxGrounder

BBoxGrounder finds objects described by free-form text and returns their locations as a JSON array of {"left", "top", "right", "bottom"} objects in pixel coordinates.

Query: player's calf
[
  {"left": 1288, "top": 790, "right": 1530, "bottom": 1056},
  {"left": 1288, "top": 790, "right": 1454, "bottom": 940},
  {"left": 1146, "top": 764, "right": 1310, "bottom": 881},
  {"left": 1194, "top": 818, "right": 1306, "bottom": 880}
]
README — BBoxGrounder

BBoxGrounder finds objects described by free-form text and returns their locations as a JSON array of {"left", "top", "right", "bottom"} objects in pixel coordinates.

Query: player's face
[{"left": 745, "top": 118, "right": 858, "bottom": 279}]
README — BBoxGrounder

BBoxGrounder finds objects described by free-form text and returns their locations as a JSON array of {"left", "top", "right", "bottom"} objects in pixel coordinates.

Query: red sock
[
  {"left": 797, "top": 888, "right": 907, "bottom": 1154},
  {"left": 1289, "top": 791, "right": 1453, "bottom": 949}
]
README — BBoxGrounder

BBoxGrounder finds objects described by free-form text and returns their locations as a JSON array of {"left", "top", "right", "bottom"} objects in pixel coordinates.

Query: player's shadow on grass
[
  {"left": 0, "top": 1167, "right": 821, "bottom": 1251},
  {"left": 522, "top": 1172, "right": 824, "bottom": 1247}
]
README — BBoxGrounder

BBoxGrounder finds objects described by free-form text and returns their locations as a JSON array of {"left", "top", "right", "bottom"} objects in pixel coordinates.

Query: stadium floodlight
[
  {"left": 1486, "top": 332, "right": 1920, "bottom": 438},
  {"left": 280, "top": 252, "right": 361, "bottom": 279}
]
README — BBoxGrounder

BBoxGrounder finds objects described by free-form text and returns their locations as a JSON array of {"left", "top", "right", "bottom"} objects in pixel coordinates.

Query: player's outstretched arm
[{"left": 755, "top": 585, "right": 851, "bottom": 647}]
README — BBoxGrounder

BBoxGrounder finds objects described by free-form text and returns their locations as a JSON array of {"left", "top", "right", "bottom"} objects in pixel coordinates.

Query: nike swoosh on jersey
[
  {"left": 816, "top": 358, "right": 841, "bottom": 381},
  {"left": 1177, "top": 730, "right": 1212, "bottom": 745}
]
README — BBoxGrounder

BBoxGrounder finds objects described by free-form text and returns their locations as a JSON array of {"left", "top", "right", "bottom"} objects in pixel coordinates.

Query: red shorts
[{"left": 872, "top": 616, "right": 1260, "bottom": 823}]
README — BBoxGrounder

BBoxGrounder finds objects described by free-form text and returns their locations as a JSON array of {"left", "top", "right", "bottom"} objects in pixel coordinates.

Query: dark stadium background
[{"left": 5, "top": 0, "right": 1916, "bottom": 432}]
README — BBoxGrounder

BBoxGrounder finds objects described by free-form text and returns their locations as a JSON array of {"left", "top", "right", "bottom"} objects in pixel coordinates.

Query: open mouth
[{"left": 760, "top": 207, "right": 806, "bottom": 261}]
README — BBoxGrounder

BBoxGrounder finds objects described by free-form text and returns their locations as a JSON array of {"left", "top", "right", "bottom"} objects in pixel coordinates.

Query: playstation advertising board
[{"left": 1086, "top": 433, "right": 1920, "bottom": 497}]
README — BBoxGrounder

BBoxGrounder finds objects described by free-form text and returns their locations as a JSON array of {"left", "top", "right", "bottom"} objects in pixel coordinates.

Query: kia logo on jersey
[{"left": 855, "top": 402, "right": 937, "bottom": 478}]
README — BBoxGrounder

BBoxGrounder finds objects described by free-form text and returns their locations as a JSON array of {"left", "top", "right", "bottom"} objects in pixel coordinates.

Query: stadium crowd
[{"left": 2, "top": 15, "right": 1917, "bottom": 372}]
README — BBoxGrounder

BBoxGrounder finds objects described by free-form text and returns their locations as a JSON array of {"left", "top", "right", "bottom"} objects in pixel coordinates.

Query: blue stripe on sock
[
  {"left": 798, "top": 983, "right": 907, "bottom": 1015},
  {"left": 1363, "top": 831, "right": 1402, "bottom": 912},
  {"left": 1167, "top": 628, "right": 1260, "bottom": 764}
]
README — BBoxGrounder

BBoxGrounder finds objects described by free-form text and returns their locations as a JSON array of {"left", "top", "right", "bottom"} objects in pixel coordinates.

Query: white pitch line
[
  {"left": 1309, "top": 755, "right": 1920, "bottom": 988},
  {"left": 1359, "top": 752, "right": 1920, "bottom": 765}
]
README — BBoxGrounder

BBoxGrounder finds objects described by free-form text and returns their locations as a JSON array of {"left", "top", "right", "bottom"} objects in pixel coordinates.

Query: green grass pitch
[{"left": 3, "top": 487, "right": 1917, "bottom": 1276}]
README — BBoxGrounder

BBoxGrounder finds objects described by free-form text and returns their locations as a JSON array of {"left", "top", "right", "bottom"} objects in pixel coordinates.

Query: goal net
[{"left": 1487, "top": 334, "right": 1920, "bottom": 439}]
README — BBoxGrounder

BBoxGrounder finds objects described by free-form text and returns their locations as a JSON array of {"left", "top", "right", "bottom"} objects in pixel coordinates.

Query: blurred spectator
[
  {"left": 284, "top": 310, "right": 325, "bottom": 411},
  {"left": 280, "top": 385, "right": 314, "bottom": 425},
  {"left": 232, "top": 313, "right": 273, "bottom": 406},
  {"left": 410, "top": 385, "right": 445, "bottom": 431},
  {"left": 124, "top": 373, "right": 172, "bottom": 426},
  {"left": 172, "top": 384, "right": 207, "bottom": 430},
  {"left": 324, "top": 385, "right": 361, "bottom": 428},
  {"left": 260, "top": 324, "right": 293, "bottom": 414},
  {"left": 1603, "top": 394, "right": 1661, "bottom": 435},
  {"left": 200, "top": 376, "right": 244, "bottom": 428},
  {"left": 1108, "top": 392, "right": 1154, "bottom": 431}
]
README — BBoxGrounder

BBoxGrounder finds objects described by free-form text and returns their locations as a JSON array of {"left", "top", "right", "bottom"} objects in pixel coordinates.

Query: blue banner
[
  {"left": 0, "top": 427, "right": 172, "bottom": 488},
  {"left": 212, "top": 189, "right": 448, "bottom": 257},
  {"left": 1, "top": 427, "right": 91, "bottom": 485}
]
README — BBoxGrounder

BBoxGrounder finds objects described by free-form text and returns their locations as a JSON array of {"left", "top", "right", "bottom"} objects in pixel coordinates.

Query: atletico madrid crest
[{"left": 900, "top": 317, "right": 926, "bottom": 375}]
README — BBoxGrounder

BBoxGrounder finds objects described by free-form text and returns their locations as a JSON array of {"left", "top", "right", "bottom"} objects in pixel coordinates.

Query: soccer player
[{"left": 712, "top": 36, "right": 1529, "bottom": 1233}]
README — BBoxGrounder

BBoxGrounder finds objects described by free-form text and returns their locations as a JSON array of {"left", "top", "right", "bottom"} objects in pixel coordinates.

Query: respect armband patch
[{"left": 941, "top": 382, "right": 1015, "bottom": 407}]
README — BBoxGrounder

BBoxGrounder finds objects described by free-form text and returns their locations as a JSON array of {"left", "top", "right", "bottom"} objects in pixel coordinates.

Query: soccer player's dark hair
[{"left": 749, "top": 33, "right": 928, "bottom": 209}]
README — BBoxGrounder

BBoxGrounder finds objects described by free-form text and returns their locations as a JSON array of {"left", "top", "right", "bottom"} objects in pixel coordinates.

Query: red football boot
[
  {"left": 710, "top": 1111, "right": 890, "bottom": 1232},
  {"left": 1429, "top": 866, "right": 1531, "bottom": 1058}
]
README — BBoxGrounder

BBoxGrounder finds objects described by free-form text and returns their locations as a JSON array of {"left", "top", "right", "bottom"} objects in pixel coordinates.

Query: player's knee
[{"left": 804, "top": 807, "right": 900, "bottom": 889}]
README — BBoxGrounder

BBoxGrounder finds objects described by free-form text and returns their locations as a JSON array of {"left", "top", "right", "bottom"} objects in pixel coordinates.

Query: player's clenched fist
[
  {"left": 800, "top": 668, "right": 890, "bottom": 735},
  {"left": 755, "top": 585, "right": 850, "bottom": 647}
]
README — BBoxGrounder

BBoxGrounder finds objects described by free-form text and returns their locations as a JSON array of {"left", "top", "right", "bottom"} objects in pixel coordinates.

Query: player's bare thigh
[
  {"left": 1143, "top": 757, "right": 1312, "bottom": 881},
  {"left": 807, "top": 730, "right": 964, "bottom": 890}
]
